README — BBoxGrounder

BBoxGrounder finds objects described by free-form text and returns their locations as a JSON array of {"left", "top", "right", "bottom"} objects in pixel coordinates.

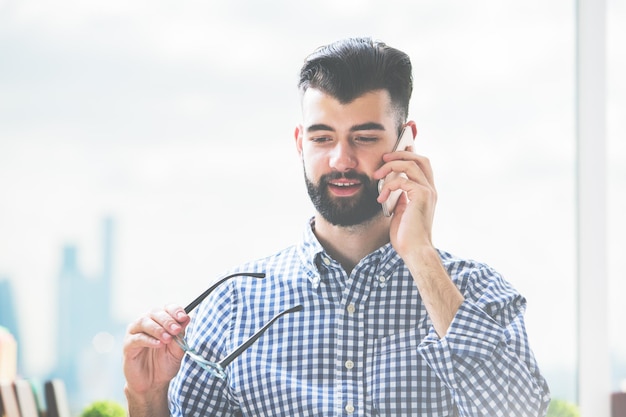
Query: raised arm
[
  {"left": 378, "top": 147, "right": 550, "bottom": 415},
  {"left": 376, "top": 148, "right": 464, "bottom": 336}
]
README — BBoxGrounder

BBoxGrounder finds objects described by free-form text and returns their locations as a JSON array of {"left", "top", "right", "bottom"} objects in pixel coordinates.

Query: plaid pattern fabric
[{"left": 169, "top": 220, "right": 550, "bottom": 416}]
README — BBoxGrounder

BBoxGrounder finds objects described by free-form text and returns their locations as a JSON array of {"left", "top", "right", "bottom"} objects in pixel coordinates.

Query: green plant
[
  {"left": 80, "top": 400, "right": 126, "bottom": 417},
  {"left": 546, "top": 398, "right": 580, "bottom": 417}
]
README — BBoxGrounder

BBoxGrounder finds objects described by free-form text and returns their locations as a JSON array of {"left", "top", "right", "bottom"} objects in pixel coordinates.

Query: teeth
[{"left": 332, "top": 182, "right": 356, "bottom": 187}]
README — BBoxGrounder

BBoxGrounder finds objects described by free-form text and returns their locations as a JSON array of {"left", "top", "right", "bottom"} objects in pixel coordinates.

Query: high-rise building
[{"left": 49, "top": 217, "right": 127, "bottom": 411}]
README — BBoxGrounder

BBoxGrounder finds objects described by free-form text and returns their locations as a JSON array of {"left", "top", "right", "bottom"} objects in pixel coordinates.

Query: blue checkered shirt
[{"left": 169, "top": 220, "right": 550, "bottom": 416}]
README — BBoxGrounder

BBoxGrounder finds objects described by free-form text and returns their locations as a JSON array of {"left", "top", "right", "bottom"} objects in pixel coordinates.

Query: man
[{"left": 123, "top": 37, "right": 551, "bottom": 416}]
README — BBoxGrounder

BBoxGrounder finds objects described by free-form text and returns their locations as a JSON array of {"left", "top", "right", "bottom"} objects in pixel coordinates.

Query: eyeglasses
[{"left": 174, "top": 272, "right": 304, "bottom": 380}]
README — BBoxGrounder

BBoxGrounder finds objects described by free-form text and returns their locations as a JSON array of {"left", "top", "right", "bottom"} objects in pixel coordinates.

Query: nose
[{"left": 329, "top": 141, "right": 357, "bottom": 172}]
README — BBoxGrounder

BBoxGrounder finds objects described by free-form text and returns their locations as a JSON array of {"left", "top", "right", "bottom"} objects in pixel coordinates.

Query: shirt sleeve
[{"left": 417, "top": 264, "right": 551, "bottom": 417}]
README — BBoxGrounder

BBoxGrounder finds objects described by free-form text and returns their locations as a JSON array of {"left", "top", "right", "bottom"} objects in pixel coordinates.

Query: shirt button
[
  {"left": 346, "top": 304, "right": 356, "bottom": 314},
  {"left": 345, "top": 402, "right": 355, "bottom": 413},
  {"left": 344, "top": 360, "right": 354, "bottom": 370},
  {"left": 377, "top": 275, "right": 388, "bottom": 288},
  {"left": 323, "top": 256, "right": 331, "bottom": 265}
]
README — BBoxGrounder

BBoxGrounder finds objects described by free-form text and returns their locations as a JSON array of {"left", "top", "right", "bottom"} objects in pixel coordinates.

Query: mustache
[{"left": 321, "top": 171, "right": 370, "bottom": 183}]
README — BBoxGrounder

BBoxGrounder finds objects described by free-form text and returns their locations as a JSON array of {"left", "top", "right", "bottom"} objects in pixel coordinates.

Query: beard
[{"left": 304, "top": 168, "right": 383, "bottom": 227}]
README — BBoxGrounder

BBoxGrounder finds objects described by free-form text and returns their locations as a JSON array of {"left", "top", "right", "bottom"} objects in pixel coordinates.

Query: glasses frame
[{"left": 174, "top": 272, "right": 303, "bottom": 380}]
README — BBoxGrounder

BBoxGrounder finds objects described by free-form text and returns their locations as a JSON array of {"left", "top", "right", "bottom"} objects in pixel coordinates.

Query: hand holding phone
[{"left": 378, "top": 127, "right": 415, "bottom": 217}]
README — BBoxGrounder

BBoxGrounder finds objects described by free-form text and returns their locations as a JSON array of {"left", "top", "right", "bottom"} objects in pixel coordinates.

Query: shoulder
[
  {"left": 437, "top": 249, "right": 526, "bottom": 319},
  {"left": 222, "top": 244, "right": 310, "bottom": 300},
  {"left": 232, "top": 244, "right": 303, "bottom": 279},
  {"left": 188, "top": 245, "right": 303, "bottom": 337},
  {"left": 437, "top": 249, "right": 502, "bottom": 284}
]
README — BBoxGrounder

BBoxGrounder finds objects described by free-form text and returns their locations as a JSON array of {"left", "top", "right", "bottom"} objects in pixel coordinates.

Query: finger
[
  {"left": 377, "top": 174, "right": 408, "bottom": 202},
  {"left": 123, "top": 329, "right": 165, "bottom": 355},
  {"left": 377, "top": 171, "right": 437, "bottom": 213},
  {"left": 413, "top": 155, "right": 435, "bottom": 188},
  {"left": 154, "top": 304, "right": 190, "bottom": 332},
  {"left": 125, "top": 311, "right": 180, "bottom": 346},
  {"left": 382, "top": 149, "right": 418, "bottom": 161},
  {"left": 164, "top": 304, "right": 191, "bottom": 328},
  {"left": 376, "top": 161, "right": 430, "bottom": 195},
  {"left": 380, "top": 152, "right": 434, "bottom": 186}
]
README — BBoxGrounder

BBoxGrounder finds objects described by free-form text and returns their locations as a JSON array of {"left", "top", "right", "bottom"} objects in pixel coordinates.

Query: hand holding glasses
[{"left": 174, "top": 272, "right": 304, "bottom": 380}]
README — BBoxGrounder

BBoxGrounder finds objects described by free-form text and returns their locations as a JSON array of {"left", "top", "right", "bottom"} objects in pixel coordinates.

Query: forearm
[
  {"left": 125, "top": 384, "right": 170, "bottom": 417},
  {"left": 404, "top": 246, "right": 464, "bottom": 336}
]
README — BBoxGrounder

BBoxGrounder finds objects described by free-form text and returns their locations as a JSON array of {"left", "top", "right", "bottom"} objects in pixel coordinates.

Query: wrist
[
  {"left": 403, "top": 245, "right": 440, "bottom": 271},
  {"left": 125, "top": 383, "right": 170, "bottom": 417}
]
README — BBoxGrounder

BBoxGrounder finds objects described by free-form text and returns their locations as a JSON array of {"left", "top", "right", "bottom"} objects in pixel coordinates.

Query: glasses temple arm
[
  {"left": 218, "top": 304, "right": 304, "bottom": 369},
  {"left": 184, "top": 272, "right": 266, "bottom": 313}
]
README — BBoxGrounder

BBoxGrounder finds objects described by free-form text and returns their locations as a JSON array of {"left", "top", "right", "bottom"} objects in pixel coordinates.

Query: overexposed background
[{"left": 1, "top": 0, "right": 624, "bottom": 408}]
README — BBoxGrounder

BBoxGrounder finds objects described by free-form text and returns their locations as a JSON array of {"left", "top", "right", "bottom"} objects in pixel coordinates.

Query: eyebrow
[{"left": 306, "top": 122, "right": 387, "bottom": 133}]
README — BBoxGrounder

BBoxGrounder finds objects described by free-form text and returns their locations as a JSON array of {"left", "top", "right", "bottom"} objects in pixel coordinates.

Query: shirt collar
[
  {"left": 296, "top": 217, "right": 403, "bottom": 286},
  {"left": 296, "top": 218, "right": 326, "bottom": 285}
]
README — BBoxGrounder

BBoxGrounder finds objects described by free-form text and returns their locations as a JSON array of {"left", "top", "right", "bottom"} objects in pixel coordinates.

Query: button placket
[
  {"left": 374, "top": 274, "right": 389, "bottom": 288},
  {"left": 335, "top": 270, "right": 370, "bottom": 417}
]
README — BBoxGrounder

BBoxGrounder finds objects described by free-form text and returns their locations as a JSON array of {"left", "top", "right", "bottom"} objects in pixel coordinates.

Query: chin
[{"left": 322, "top": 206, "right": 384, "bottom": 228}]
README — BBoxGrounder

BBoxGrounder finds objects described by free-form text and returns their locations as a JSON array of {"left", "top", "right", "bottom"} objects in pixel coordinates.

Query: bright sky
[{"left": 1, "top": 0, "right": 624, "bottom": 401}]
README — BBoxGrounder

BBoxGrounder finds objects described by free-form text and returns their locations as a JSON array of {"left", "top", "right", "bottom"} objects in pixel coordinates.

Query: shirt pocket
[{"left": 368, "top": 327, "right": 456, "bottom": 417}]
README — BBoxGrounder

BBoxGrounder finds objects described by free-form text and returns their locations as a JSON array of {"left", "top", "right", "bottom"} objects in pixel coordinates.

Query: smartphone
[{"left": 378, "top": 127, "right": 414, "bottom": 217}]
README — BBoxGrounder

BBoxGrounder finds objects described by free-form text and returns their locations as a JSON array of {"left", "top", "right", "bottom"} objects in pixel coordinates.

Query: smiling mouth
[
  {"left": 327, "top": 179, "right": 362, "bottom": 196},
  {"left": 329, "top": 181, "right": 359, "bottom": 187}
]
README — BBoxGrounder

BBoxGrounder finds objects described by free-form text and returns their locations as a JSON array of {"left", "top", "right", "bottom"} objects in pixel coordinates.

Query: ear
[
  {"left": 294, "top": 125, "right": 304, "bottom": 158},
  {"left": 404, "top": 120, "right": 418, "bottom": 140}
]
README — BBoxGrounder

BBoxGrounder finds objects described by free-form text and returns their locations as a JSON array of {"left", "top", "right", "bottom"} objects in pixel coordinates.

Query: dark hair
[{"left": 298, "top": 37, "right": 413, "bottom": 129}]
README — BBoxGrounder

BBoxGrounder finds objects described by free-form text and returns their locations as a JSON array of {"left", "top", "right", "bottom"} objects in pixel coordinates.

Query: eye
[
  {"left": 354, "top": 136, "right": 378, "bottom": 144},
  {"left": 309, "top": 135, "right": 333, "bottom": 144}
]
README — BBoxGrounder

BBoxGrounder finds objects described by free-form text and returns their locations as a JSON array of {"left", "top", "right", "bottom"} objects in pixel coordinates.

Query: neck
[{"left": 313, "top": 213, "right": 390, "bottom": 274}]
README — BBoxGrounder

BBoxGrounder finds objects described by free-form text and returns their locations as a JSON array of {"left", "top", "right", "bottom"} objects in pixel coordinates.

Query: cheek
[
  {"left": 360, "top": 153, "right": 384, "bottom": 173},
  {"left": 301, "top": 159, "right": 320, "bottom": 182},
  {"left": 301, "top": 148, "right": 326, "bottom": 173}
]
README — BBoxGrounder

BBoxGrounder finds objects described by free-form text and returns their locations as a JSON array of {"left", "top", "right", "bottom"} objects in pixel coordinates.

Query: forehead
[{"left": 301, "top": 88, "right": 397, "bottom": 128}]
